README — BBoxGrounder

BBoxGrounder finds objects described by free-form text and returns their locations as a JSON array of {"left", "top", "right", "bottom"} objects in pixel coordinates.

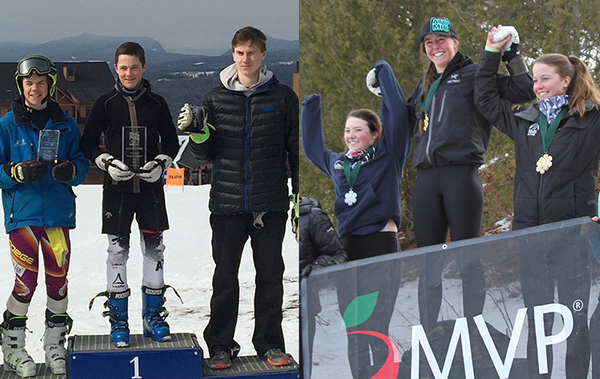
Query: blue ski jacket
[{"left": 0, "top": 100, "right": 89, "bottom": 233}]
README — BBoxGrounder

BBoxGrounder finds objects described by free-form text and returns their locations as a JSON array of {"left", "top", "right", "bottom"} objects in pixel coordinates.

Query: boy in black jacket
[
  {"left": 177, "top": 27, "right": 299, "bottom": 369},
  {"left": 80, "top": 42, "right": 180, "bottom": 348}
]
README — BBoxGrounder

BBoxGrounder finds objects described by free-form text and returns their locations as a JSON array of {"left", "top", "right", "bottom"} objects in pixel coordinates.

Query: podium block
[
  {"left": 203, "top": 355, "right": 299, "bottom": 378},
  {"left": 68, "top": 333, "right": 203, "bottom": 379},
  {"left": 0, "top": 364, "right": 66, "bottom": 379}
]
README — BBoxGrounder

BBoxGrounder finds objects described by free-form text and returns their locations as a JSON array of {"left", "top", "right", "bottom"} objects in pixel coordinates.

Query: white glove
[
  {"left": 137, "top": 154, "right": 173, "bottom": 183},
  {"left": 177, "top": 103, "right": 212, "bottom": 134},
  {"left": 177, "top": 103, "right": 194, "bottom": 131},
  {"left": 95, "top": 153, "right": 134, "bottom": 182},
  {"left": 492, "top": 26, "right": 520, "bottom": 52},
  {"left": 366, "top": 68, "right": 382, "bottom": 97}
]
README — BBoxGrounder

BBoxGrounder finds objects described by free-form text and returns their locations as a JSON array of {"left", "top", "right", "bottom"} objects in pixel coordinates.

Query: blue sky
[{"left": 0, "top": 0, "right": 299, "bottom": 55}]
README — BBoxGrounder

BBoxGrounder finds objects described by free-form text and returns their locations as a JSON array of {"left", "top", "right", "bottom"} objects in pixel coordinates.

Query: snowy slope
[{"left": 0, "top": 184, "right": 299, "bottom": 363}]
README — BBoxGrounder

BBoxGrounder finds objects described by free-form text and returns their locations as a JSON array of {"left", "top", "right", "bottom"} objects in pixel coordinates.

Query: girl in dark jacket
[
  {"left": 407, "top": 17, "right": 536, "bottom": 334},
  {"left": 475, "top": 27, "right": 600, "bottom": 379}
]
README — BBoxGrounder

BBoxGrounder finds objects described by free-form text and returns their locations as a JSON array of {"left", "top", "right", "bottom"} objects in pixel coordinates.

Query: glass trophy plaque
[
  {"left": 122, "top": 126, "right": 147, "bottom": 173},
  {"left": 37, "top": 129, "right": 60, "bottom": 163}
]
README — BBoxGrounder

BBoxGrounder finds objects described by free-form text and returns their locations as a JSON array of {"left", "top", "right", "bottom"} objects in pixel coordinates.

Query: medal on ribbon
[
  {"left": 344, "top": 189, "right": 358, "bottom": 206},
  {"left": 537, "top": 107, "right": 568, "bottom": 175},
  {"left": 536, "top": 153, "right": 553, "bottom": 174},
  {"left": 343, "top": 146, "right": 374, "bottom": 207},
  {"left": 420, "top": 72, "right": 445, "bottom": 133}
]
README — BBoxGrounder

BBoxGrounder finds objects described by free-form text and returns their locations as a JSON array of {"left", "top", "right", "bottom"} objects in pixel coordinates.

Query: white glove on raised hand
[
  {"left": 95, "top": 153, "right": 134, "bottom": 182},
  {"left": 366, "top": 68, "right": 382, "bottom": 97},
  {"left": 177, "top": 103, "right": 212, "bottom": 134},
  {"left": 492, "top": 26, "right": 520, "bottom": 51},
  {"left": 137, "top": 154, "right": 173, "bottom": 183}
]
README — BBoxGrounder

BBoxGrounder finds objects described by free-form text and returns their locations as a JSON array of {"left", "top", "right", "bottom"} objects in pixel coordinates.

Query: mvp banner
[{"left": 301, "top": 217, "right": 600, "bottom": 378}]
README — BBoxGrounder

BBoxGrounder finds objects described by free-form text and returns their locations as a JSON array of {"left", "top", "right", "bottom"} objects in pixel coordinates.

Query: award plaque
[
  {"left": 37, "top": 129, "right": 60, "bottom": 163},
  {"left": 122, "top": 126, "right": 147, "bottom": 173}
]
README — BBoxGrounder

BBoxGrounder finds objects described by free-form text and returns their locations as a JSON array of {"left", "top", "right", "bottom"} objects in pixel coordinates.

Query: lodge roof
[{"left": 0, "top": 61, "right": 115, "bottom": 104}]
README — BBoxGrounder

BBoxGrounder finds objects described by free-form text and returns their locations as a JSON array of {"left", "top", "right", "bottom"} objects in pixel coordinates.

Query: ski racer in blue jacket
[{"left": 0, "top": 55, "right": 88, "bottom": 377}]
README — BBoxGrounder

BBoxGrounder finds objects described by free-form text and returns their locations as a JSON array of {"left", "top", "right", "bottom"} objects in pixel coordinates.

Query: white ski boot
[
  {"left": 1, "top": 312, "right": 36, "bottom": 378},
  {"left": 43, "top": 310, "right": 72, "bottom": 375}
]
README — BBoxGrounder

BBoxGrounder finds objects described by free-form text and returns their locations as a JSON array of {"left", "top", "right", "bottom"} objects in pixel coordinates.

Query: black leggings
[
  {"left": 338, "top": 231, "right": 400, "bottom": 379},
  {"left": 413, "top": 165, "right": 486, "bottom": 331},
  {"left": 519, "top": 236, "right": 590, "bottom": 379}
]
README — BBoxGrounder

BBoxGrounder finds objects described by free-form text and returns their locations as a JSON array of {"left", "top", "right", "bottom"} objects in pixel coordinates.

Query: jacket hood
[
  {"left": 220, "top": 63, "right": 274, "bottom": 93},
  {"left": 300, "top": 196, "right": 321, "bottom": 215}
]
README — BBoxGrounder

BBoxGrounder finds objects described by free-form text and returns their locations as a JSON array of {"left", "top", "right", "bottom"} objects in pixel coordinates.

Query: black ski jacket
[
  {"left": 191, "top": 76, "right": 299, "bottom": 215},
  {"left": 80, "top": 79, "right": 179, "bottom": 193},
  {"left": 407, "top": 51, "right": 535, "bottom": 169},
  {"left": 475, "top": 49, "right": 600, "bottom": 229},
  {"left": 299, "top": 197, "right": 347, "bottom": 272}
]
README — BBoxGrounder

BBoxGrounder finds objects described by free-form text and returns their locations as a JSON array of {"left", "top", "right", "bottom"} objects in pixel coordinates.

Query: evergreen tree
[{"left": 300, "top": 0, "right": 600, "bottom": 246}]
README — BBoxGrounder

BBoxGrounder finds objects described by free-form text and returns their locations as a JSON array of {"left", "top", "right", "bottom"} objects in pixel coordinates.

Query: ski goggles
[{"left": 15, "top": 56, "right": 55, "bottom": 77}]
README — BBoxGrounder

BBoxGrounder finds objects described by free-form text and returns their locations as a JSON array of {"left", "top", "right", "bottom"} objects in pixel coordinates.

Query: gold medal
[
  {"left": 536, "top": 153, "right": 553, "bottom": 174},
  {"left": 423, "top": 114, "right": 429, "bottom": 132}
]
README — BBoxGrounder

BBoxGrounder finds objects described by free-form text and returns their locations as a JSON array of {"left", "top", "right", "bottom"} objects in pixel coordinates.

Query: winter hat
[{"left": 417, "top": 17, "right": 458, "bottom": 43}]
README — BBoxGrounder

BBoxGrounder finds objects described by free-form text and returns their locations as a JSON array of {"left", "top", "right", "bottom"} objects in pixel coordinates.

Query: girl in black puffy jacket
[{"left": 475, "top": 26, "right": 600, "bottom": 379}]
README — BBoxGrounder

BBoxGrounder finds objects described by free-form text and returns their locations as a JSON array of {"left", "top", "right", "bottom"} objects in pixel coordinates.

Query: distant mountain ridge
[
  {"left": 0, "top": 33, "right": 299, "bottom": 63},
  {"left": 0, "top": 33, "right": 298, "bottom": 121}
]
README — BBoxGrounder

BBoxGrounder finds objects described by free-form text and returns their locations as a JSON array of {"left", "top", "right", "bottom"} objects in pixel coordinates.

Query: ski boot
[
  {"left": 89, "top": 289, "right": 130, "bottom": 347},
  {"left": 142, "top": 286, "right": 182, "bottom": 342},
  {"left": 43, "top": 309, "right": 72, "bottom": 375},
  {"left": 1, "top": 311, "right": 36, "bottom": 378}
]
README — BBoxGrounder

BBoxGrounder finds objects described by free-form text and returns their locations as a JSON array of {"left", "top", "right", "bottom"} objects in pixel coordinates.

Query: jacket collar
[
  {"left": 440, "top": 51, "right": 473, "bottom": 79},
  {"left": 114, "top": 78, "right": 150, "bottom": 101},
  {"left": 516, "top": 100, "right": 596, "bottom": 121},
  {"left": 12, "top": 98, "right": 67, "bottom": 128}
]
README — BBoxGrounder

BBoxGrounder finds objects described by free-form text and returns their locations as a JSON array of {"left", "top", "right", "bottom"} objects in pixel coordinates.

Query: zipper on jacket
[
  {"left": 425, "top": 90, "right": 447, "bottom": 167},
  {"left": 244, "top": 97, "right": 251, "bottom": 212},
  {"left": 537, "top": 173, "right": 543, "bottom": 225},
  {"left": 8, "top": 191, "right": 14, "bottom": 224}
]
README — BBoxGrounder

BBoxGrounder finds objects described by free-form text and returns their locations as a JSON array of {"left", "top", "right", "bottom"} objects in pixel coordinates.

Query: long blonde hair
[{"left": 534, "top": 53, "right": 600, "bottom": 116}]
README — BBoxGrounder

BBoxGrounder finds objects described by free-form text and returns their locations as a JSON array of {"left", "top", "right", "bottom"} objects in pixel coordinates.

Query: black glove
[
  {"left": 4, "top": 160, "right": 47, "bottom": 183},
  {"left": 301, "top": 255, "right": 338, "bottom": 279},
  {"left": 52, "top": 161, "right": 76, "bottom": 183},
  {"left": 502, "top": 43, "right": 520, "bottom": 62}
]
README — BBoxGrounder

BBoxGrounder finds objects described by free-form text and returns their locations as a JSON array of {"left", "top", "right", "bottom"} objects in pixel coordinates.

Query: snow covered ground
[{"left": 0, "top": 184, "right": 299, "bottom": 363}]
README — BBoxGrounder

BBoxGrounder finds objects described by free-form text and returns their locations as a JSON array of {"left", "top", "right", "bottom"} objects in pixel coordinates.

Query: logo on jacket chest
[
  {"left": 334, "top": 160, "right": 344, "bottom": 171},
  {"left": 13, "top": 139, "right": 27, "bottom": 147},
  {"left": 527, "top": 123, "right": 539, "bottom": 137},
  {"left": 446, "top": 73, "right": 461, "bottom": 84}
]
